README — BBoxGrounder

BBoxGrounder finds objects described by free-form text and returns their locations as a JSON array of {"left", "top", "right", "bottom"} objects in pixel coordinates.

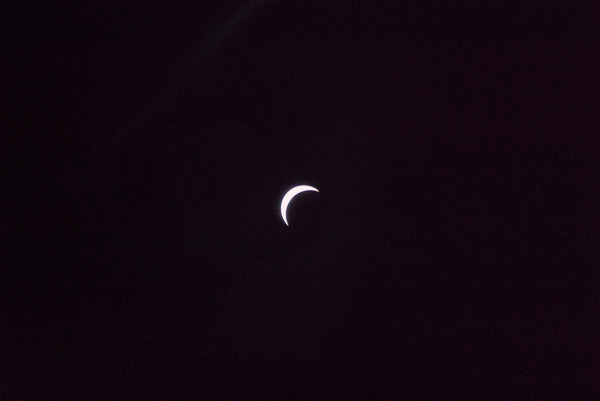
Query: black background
[{"left": 3, "top": 1, "right": 598, "bottom": 399}]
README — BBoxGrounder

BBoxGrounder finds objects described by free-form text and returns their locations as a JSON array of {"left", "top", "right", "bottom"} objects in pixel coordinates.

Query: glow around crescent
[{"left": 280, "top": 185, "right": 319, "bottom": 226}]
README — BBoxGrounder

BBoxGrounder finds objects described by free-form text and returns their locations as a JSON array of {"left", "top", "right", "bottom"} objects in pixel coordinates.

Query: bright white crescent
[{"left": 280, "top": 185, "right": 319, "bottom": 226}]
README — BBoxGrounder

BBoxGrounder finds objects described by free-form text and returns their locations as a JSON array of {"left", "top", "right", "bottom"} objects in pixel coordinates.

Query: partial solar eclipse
[{"left": 280, "top": 185, "right": 319, "bottom": 226}]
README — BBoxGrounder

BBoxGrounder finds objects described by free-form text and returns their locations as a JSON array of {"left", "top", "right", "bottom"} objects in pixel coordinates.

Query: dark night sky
[{"left": 3, "top": 2, "right": 598, "bottom": 399}]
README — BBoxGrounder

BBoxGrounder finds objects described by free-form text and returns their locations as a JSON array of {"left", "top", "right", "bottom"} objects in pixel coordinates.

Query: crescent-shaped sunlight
[{"left": 280, "top": 185, "right": 319, "bottom": 226}]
